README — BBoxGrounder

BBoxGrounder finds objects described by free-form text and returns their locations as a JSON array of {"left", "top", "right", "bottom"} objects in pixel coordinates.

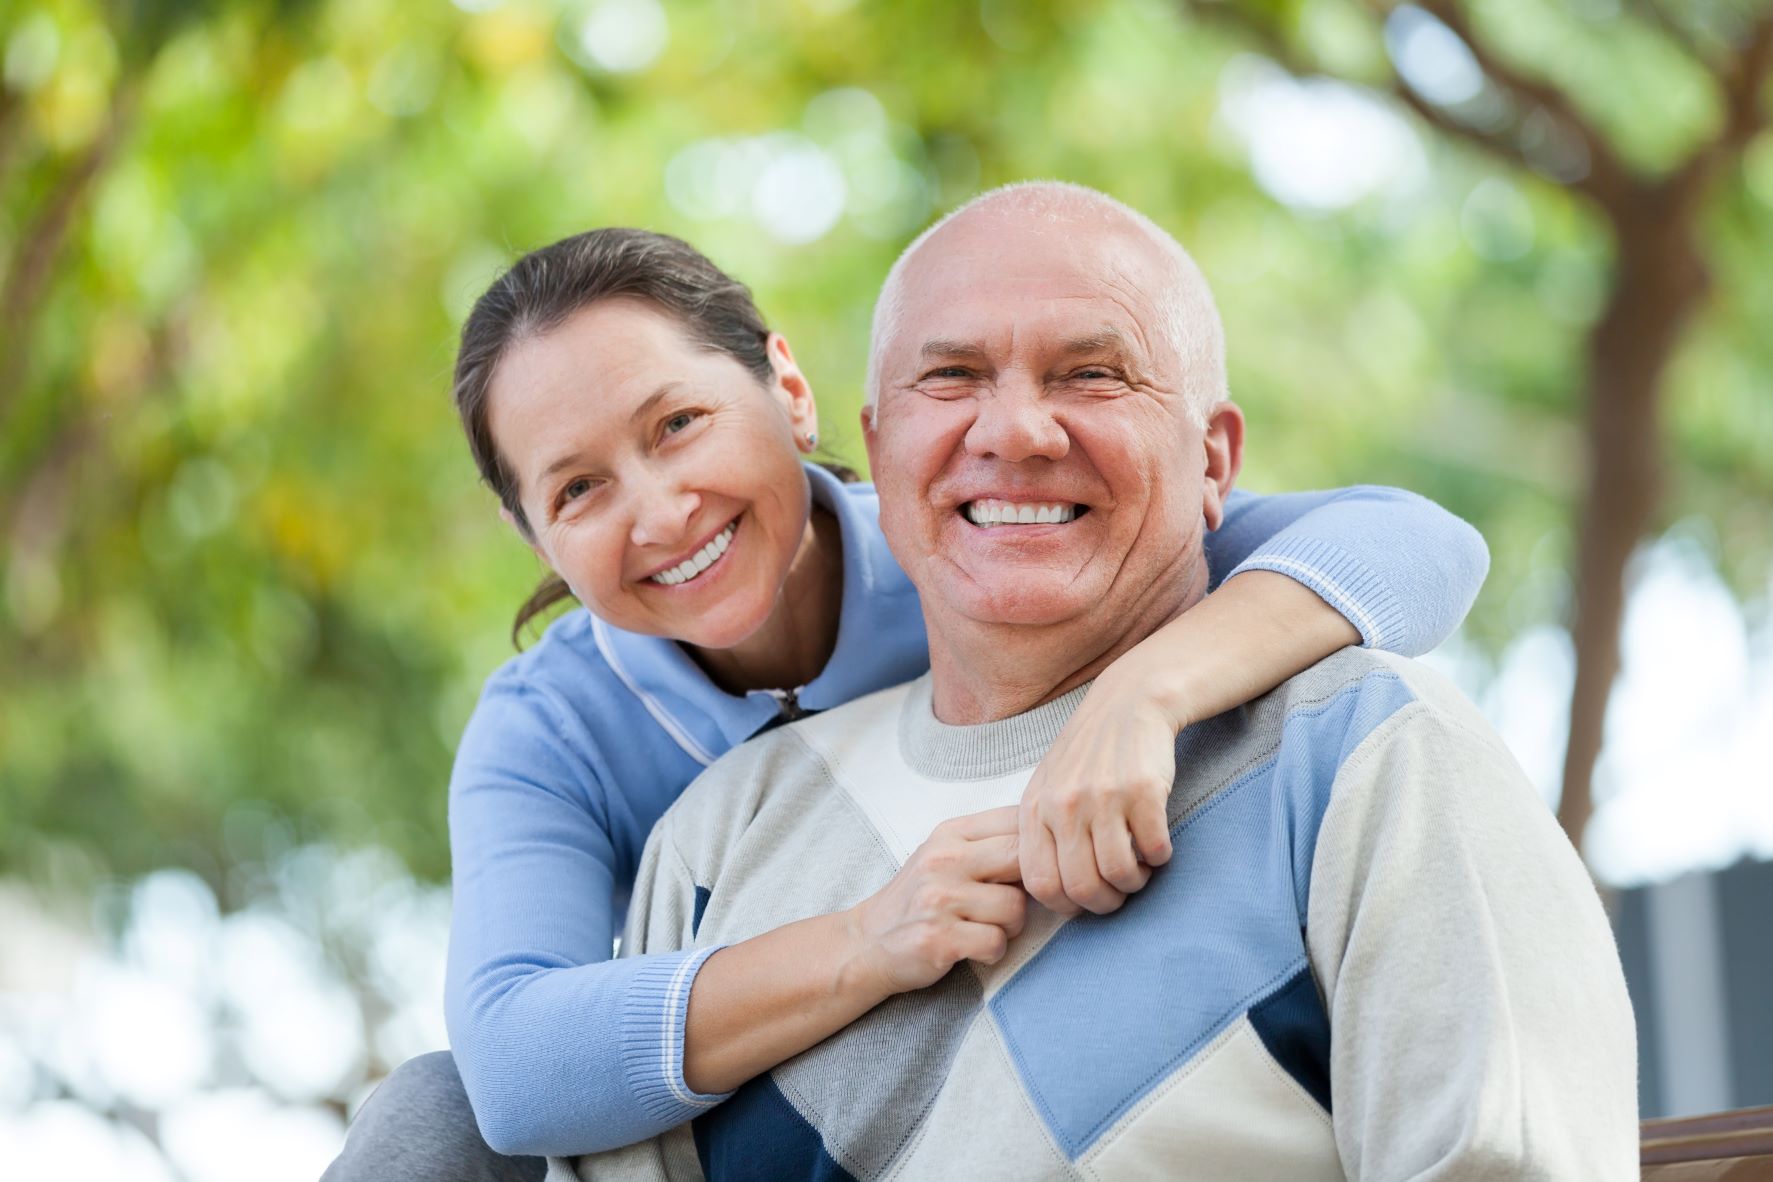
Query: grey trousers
[{"left": 322, "top": 1051, "right": 545, "bottom": 1182}]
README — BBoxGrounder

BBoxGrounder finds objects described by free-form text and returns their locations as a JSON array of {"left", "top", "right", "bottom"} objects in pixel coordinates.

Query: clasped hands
[{"left": 845, "top": 670, "right": 1181, "bottom": 995}]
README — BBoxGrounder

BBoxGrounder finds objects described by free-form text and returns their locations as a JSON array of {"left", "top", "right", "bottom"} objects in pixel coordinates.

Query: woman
[{"left": 325, "top": 224, "right": 1487, "bottom": 1179}]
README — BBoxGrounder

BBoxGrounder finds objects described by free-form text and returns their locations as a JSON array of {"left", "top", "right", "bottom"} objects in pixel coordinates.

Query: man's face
[{"left": 864, "top": 210, "right": 1233, "bottom": 635}]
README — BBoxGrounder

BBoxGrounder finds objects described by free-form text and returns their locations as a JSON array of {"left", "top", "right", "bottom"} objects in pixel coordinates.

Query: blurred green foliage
[{"left": 2, "top": 0, "right": 1770, "bottom": 891}]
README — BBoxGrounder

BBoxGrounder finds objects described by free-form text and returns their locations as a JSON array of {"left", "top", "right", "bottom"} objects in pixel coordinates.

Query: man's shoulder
[
  {"left": 1249, "top": 648, "right": 1531, "bottom": 831},
  {"left": 1207, "top": 647, "right": 1518, "bottom": 808},
  {"left": 1264, "top": 647, "right": 1494, "bottom": 745}
]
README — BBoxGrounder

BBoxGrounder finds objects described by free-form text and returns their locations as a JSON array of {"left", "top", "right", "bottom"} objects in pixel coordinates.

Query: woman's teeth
[
  {"left": 964, "top": 500, "right": 1079, "bottom": 526},
  {"left": 650, "top": 522, "right": 735, "bottom": 586}
]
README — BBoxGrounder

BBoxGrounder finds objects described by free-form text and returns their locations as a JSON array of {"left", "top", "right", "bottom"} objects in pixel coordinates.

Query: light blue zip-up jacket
[{"left": 444, "top": 464, "right": 1489, "bottom": 1156}]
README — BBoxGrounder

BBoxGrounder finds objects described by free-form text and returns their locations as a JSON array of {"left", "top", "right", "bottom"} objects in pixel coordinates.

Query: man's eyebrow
[
  {"left": 1059, "top": 328, "right": 1132, "bottom": 355},
  {"left": 918, "top": 339, "right": 992, "bottom": 361}
]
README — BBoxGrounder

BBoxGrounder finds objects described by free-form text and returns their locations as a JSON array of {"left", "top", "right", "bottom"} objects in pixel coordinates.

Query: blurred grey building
[{"left": 1614, "top": 857, "right": 1773, "bottom": 1117}]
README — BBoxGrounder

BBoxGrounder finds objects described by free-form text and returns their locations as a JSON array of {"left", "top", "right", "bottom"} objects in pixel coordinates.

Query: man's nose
[
  {"left": 626, "top": 468, "right": 702, "bottom": 549},
  {"left": 963, "top": 379, "right": 1070, "bottom": 462}
]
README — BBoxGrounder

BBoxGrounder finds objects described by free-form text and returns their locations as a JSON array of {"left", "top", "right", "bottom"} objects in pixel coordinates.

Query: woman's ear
[
  {"left": 1199, "top": 401, "right": 1246, "bottom": 532},
  {"left": 766, "top": 333, "right": 819, "bottom": 451}
]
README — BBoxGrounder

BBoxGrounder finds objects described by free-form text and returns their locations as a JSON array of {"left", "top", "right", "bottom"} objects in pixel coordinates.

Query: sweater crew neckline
[{"left": 896, "top": 675, "right": 1091, "bottom": 781}]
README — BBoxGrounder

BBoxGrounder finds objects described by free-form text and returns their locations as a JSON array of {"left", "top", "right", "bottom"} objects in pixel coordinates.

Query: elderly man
[{"left": 558, "top": 183, "right": 1637, "bottom": 1181}]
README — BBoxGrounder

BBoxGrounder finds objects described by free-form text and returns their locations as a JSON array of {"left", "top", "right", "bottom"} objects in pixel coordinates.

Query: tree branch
[
  {"left": 1412, "top": 0, "right": 1635, "bottom": 211},
  {"left": 1179, "top": 0, "right": 1311, "bottom": 77},
  {"left": 0, "top": 80, "right": 137, "bottom": 424},
  {"left": 1622, "top": 0, "right": 1711, "bottom": 66},
  {"left": 1384, "top": 75, "right": 1540, "bottom": 176},
  {"left": 1716, "top": 13, "right": 1773, "bottom": 153},
  {"left": 0, "top": 86, "right": 23, "bottom": 193},
  {"left": 1667, "top": 13, "right": 1773, "bottom": 205},
  {"left": 1184, "top": 0, "right": 1636, "bottom": 212}
]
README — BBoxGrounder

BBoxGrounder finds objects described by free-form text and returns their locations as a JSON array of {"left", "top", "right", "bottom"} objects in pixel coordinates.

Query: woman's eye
[
  {"left": 663, "top": 411, "right": 699, "bottom": 436},
  {"left": 561, "top": 477, "right": 594, "bottom": 503}
]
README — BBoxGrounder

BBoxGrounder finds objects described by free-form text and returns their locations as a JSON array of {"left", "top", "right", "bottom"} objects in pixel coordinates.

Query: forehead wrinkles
[{"left": 910, "top": 287, "right": 1164, "bottom": 375}]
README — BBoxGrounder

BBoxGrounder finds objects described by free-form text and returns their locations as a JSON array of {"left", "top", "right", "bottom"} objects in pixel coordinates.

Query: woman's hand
[
  {"left": 1018, "top": 667, "right": 1181, "bottom": 917},
  {"left": 1018, "top": 570, "right": 1361, "bottom": 916},
  {"left": 844, "top": 806, "right": 1026, "bottom": 996},
  {"left": 685, "top": 806, "right": 1023, "bottom": 1094}
]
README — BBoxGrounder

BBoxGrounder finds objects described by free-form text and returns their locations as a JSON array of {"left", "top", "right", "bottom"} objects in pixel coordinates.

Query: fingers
[
  {"left": 1057, "top": 816, "right": 1126, "bottom": 916},
  {"left": 1128, "top": 797, "right": 1174, "bottom": 868},
  {"left": 1018, "top": 805, "right": 1078, "bottom": 917},
  {"left": 956, "top": 881, "right": 1027, "bottom": 939},
  {"left": 944, "top": 805, "right": 1021, "bottom": 840},
  {"left": 950, "top": 920, "right": 1011, "bottom": 966},
  {"left": 964, "top": 833, "right": 1024, "bottom": 884},
  {"left": 1092, "top": 815, "right": 1152, "bottom": 896}
]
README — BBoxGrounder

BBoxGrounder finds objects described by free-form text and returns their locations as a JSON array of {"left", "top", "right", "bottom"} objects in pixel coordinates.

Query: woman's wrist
[
  {"left": 833, "top": 901, "right": 902, "bottom": 1009},
  {"left": 683, "top": 908, "right": 896, "bottom": 1094},
  {"left": 1096, "top": 643, "right": 1199, "bottom": 735}
]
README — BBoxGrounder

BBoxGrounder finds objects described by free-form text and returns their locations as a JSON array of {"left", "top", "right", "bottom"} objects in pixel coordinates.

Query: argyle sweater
[{"left": 552, "top": 649, "right": 1637, "bottom": 1181}]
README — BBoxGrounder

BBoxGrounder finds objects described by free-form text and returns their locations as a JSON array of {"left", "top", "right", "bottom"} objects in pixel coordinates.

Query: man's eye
[
  {"left": 1074, "top": 368, "right": 1118, "bottom": 381},
  {"left": 923, "top": 367, "right": 974, "bottom": 380}
]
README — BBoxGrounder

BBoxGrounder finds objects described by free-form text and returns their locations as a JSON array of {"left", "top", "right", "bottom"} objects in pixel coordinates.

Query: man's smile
[{"left": 961, "top": 499, "right": 1090, "bottom": 527}]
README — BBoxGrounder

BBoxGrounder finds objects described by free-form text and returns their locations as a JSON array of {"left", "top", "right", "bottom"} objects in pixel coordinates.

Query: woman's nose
[{"left": 626, "top": 473, "right": 702, "bottom": 549}]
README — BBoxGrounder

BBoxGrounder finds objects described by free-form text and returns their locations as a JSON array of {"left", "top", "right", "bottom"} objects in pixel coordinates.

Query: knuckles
[
  {"left": 1023, "top": 872, "right": 1064, "bottom": 904},
  {"left": 1035, "top": 774, "right": 1170, "bottom": 821},
  {"left": 913, "top": 883, "right": 955, "bottom": 914},
  {"left": 907, "top": 923, "right": 950, "bottom": 965},
  {"left": 916, "top": 845, "right": 958, "bottom": 875},
  {"left": 1077, "top": 888, "right": 1127, "bottom": 915},
  {"left": 929, "top": 816, "right": 973, "bottom": 843}
]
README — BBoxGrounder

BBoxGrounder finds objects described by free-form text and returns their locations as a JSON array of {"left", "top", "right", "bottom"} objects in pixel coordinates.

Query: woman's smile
[{"left": 642, "top": 516, "right": 740, "bottom": 589}]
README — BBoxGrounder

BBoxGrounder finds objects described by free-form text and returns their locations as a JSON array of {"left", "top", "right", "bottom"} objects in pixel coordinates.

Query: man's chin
[{"left": 936, "top": 576, "right": 1101, "bottom": 629}]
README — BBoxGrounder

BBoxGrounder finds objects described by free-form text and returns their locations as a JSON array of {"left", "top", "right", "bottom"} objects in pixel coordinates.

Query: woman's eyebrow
[
  {"left": 535, "top": 381, "right": 685, "bottom": 485},
  {"left": 537, "top": 448, "right": 591, "bottom": 485},
  {"left": 627, "top": 381, "right": 683, "bottom": 424}
]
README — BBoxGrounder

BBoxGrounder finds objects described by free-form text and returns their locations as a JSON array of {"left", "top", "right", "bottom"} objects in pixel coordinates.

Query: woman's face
[{"left": 487, "top": 297, "right": 819, "bottom": 650}]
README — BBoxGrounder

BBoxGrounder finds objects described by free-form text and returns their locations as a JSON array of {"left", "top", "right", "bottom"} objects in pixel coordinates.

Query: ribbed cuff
[
  {"left": 1228, "top": 536, "right": 1406, "bottom": 653},
  {"left": 618, "top": 946, "right": 734, "bottom": 1125}
]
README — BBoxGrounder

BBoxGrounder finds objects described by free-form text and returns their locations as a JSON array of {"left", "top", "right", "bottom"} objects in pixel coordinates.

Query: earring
[{"left": 804, "top": 431, "right": 819, "bottom": 451}]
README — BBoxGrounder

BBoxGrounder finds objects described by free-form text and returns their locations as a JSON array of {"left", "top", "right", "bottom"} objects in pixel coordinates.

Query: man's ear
[
  {"left": 499, "top": 504, "right": 547, "bottom": 564},
  {"left": 1199, "top": 400, "right": 1245, "bottom": 532},
  {"left": 859, "top": 402, "right": 880, "bottom": 474},
  {"left": 766, "top": 333, "right": 818, "bottom": 449}
]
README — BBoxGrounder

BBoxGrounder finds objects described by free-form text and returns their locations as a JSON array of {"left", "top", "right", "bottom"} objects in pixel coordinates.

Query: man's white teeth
[
  {"left": 964, "top": 500, "right": 1079, "bottom": 527},
  {"left": 650, "top": 523, "right": 734, "bottom": 586}
]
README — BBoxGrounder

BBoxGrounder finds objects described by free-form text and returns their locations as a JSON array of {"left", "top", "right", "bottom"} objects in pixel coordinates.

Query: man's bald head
[{"left": 864, "top": 182, "right": 1227, "bottom": 424}]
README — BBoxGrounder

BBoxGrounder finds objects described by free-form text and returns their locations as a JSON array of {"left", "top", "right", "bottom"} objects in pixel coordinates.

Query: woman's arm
[
  {"left": 448, "top": 676, "right": 1024, "bottom": 1154},
  {"left": 1017, "top": 485, "right": 1489, "bottom": 916},
  {"left": 445, "top": 680, "right": 731, "bottom": 1156},
  {"left": 1204, "top": 484, "right": 1489, "bottom": 657},
  {"left": 682, "top": 807, "right": 1024, "bottom": 1095}
]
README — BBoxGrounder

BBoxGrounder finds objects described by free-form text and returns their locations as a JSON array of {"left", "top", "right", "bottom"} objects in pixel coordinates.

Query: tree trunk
[{"left": 1557, "top": 184, "right": 1711, "bottom": 846}]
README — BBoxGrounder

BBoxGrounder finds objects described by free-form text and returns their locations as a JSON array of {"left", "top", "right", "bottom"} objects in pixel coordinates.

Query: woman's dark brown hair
[{"left": 453, "top": 227, "right": 852, "bottom": 647}]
